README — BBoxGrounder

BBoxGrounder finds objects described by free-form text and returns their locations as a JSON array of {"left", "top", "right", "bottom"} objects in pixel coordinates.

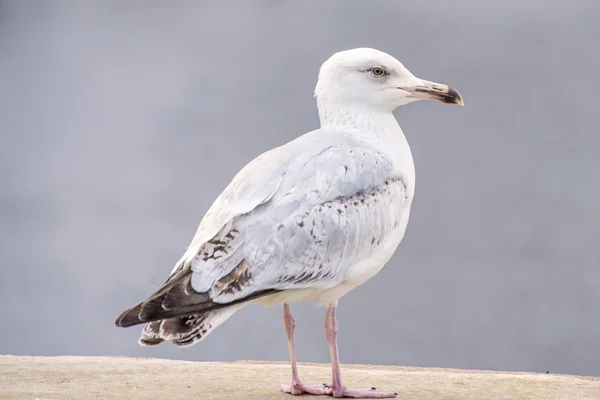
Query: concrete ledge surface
[{"left": 1, "top": 355, "right": 599, "bottom": 400}]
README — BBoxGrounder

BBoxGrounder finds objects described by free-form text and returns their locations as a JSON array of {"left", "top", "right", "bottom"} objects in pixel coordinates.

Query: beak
[{"left": 401, "top": 79, "right": 464, "bottom": 106}]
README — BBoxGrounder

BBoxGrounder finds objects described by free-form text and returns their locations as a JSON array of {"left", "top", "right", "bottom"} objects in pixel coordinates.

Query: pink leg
[
  {"left": 325, "top": 306, "right": 397, "bottom": 398},
  {"left": 281, "top": 303, "right": 332, "bottom": 396}
]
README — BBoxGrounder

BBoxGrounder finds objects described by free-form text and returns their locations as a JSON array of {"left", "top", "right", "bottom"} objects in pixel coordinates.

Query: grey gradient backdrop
[{"left": 1, "top": 1, "right": 599, "bottom": 377}]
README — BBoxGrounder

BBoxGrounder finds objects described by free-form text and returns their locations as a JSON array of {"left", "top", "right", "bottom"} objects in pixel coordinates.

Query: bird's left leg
[
  {"left": 280, "top": 303, "right": 332, "bottom": 396},
  {"left": 325, "top": 305, "right": 397, "bottom": 398}
]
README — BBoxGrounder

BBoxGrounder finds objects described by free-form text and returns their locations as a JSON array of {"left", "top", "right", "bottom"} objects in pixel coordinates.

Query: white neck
[
  {"left": 317, "top": 98, "right": 398, "bottom": 135},
  {"left": 316, "top": 97, "right": 416, "bottom": 185}
]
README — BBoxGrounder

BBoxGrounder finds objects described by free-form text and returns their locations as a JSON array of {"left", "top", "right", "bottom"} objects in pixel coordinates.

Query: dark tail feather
[
  {"left": 114, "top": 296, "right": 214, "bottom": 328},
  {"left": 114, "top": 268, "right": 216, "bottom": 328},
  {"left": 115, "top": 289, "right": 278, "bottom": 327},
  {"left": 115, "top": 262, "right": 281, "bottom": 328}
]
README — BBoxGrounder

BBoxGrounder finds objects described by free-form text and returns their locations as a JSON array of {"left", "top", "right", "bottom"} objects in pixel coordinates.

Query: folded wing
[{"left": 115, "top": 129, "right": 409, "bottom": 327}]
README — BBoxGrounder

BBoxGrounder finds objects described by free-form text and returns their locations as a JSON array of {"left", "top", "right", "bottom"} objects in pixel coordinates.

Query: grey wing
[
  {"left": 191, "top": 139, "right": 410, "bottom": 304},
  {"left": 115, "top": 129, "right": 410, "bottom": 326}
]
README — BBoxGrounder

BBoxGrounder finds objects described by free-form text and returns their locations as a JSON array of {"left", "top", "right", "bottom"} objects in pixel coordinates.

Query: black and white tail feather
[
  {"left": 138, "top": 307, "right": 242, "bottom": 347},
  {"left": 114, "top": 257, "right": 279, "bottom": 347}
]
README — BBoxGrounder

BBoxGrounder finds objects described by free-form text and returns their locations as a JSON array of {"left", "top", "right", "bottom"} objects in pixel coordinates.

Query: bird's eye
[{"left": 371, "top": 66, "right": 385, "bottom": 76}]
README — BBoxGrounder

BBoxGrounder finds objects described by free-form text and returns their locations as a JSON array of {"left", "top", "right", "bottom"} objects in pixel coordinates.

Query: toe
[
  {"left": 334, "top": 387, "right": 398, "bottom": 398},
  {"left": 281, "top": 382, "right": 333, "bottom": 396}
]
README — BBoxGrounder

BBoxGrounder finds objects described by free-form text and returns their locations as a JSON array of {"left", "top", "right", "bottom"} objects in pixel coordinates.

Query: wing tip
[{"left": 114, "top": 303, "right": 145, "bottom": 328}]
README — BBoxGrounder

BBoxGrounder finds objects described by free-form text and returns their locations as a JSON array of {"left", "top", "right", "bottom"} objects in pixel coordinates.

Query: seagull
[{"left": 115, "top": 47, "right": 463, "bottom": 398}]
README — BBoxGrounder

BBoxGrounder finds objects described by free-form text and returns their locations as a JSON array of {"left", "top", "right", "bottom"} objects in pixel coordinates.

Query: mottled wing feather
[{"left": 185, "top": 131, "right": 409, "bottom": 304}]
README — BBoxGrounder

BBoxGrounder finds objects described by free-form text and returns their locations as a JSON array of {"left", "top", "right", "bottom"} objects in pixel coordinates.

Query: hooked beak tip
[{"left": 444, "top": 87, "right": 464, "bottom": 106}]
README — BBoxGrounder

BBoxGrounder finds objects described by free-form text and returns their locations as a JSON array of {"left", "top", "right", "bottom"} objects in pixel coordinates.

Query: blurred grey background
[{"left": 1, "top": 0, "right": 599, "bottom": 377}]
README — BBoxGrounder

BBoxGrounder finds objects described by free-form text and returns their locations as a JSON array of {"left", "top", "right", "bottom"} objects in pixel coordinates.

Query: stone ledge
[{"left": 1, "top": 356, "right": 599, "bottom": 400}]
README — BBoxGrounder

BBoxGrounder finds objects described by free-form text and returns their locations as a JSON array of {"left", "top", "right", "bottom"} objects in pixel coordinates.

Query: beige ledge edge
[{"left": 1, "top": 355, "right": 599, "bottom": 400}]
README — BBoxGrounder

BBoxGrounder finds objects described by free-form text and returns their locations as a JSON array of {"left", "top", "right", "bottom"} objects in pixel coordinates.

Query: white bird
[{"left": 115, "top": 47, "right": 463, "bottom": 398}]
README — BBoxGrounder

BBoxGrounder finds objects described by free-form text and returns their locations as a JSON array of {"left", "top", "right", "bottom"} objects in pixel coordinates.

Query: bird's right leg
[
  {"left": 280, "top": 303, "right": 332, "bottom": 396},
  {"left": 325, "top": 305, "right": 397, "bottom": 398}
]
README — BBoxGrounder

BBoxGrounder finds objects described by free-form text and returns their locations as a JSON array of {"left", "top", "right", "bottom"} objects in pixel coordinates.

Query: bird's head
[{"left": 315, "top": 48, "right": 463, "bottom": 112}]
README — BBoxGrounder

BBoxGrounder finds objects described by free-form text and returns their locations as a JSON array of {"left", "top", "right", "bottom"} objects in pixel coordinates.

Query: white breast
[{"left": 316, "top": 195, "right": 412, "bottom": 306}]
